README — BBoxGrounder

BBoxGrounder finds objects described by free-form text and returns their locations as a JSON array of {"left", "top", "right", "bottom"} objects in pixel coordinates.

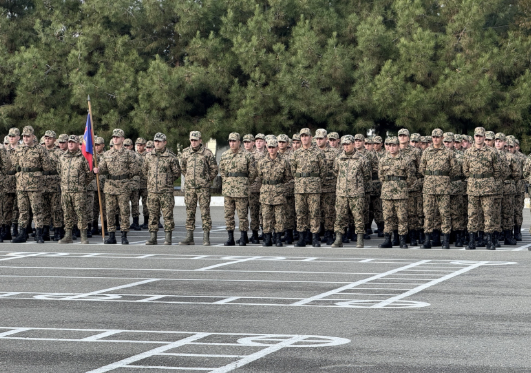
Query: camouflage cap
[
  {"left": 410, "top": 133, "right": 421, "bottom": 142},
  {"left": 373, "top": 135, "right": 383, "bottom": 144},
  {"left": 514, "top": 138, "right": 520, "bottom": 145},
  {"left": 58, "top": 134, "right": 68, "bottom": 143},
  {"left": 266, "top": 138, "right": 278, "bottom": 147},
  {"left": 385, "top": 136, "right": 399, "bottom": 145},
  {"left": 135, "top": 137, "right": 146, "bottom": 145},
  {"left": 112, "top": 128, "right": 125, "bottom": 137},
  {"left": 354, "top": 134, "right": 365, "bottom": 141},
  {"left": 124, "top": 138, "right": 133, "bottom": 146},
  {"left": 341, "top": 135, "right": 354, "bottom": 145},
  {"left": 327, "top": 132, "right": 339, "bottom": 140},
  {"left": 68, "top": 135, "right": 79, "bottom": 143},
  {"left": 254, "top": 133, "right": 265, "bottom": 140},
  {"left": 420, "top": 136, "right": 429, "bottom": 143},
  {"left": 39, "top": 136, "right": 46, "bottom": 144},
  {"left": 146, "top": 140, "right": 154, "bottom": 148},
  {"left": 398, "top": 128, "right": 410, "bottom": 137},
  {"left": 454, "top": 134, "right": 463, "bottom": 142},
  {"left": 427, "top": 136, "right": 433, "bottom": 142},
  {"left": 443, "top": 132, "right": 454, "bottom": 142},
  {"left": 154, "top": 132, "right": 167, "bottom": 141},
  {"left": 314, "top": 128, "right": 327, "bottom": 139},
  {"left": 189, "top": 131, "right": 201, "bottom": 140},
  {"left": 365, "top": 137, "right": 374, "bottom": 144},
  {"left": 228, "top": 132, "right": 240, "bottom": 141},
  {"left": 44, "top": 130, "right": 56, "bottom": 138},
  {"left": 277, "top": 134, "right": 289, "bottom": 143},
  {"left": 300, "top": 128, "right": 312, "bottom": 136},
  {"left": 265, "top": 134, "right": 276, "bottom": 142},
  {"left": 431, "top": 128, "right": 443, "bottom": 137},
  {"left": 507, "top": 138, "right": 515, "bottom": 147},
  {"left": 243, "top": 134, "right": 255, "bottom": 142},
  {"left": 292, "top": 134, "right": 301, "bottom": 141},
  {"left": 78, "top": 135, "right": 83, "bottom": 144},
  {"left": 495, "top": 132, "right": 506, "bottom": 141},
  {"left": 22, "top": 126, "right": 34, "bottom": 136},
  {"left": 8, "top": 128, "right": 20, "bottom": 137},
  {"left": 95, "top": 136, "right": 105, "bottom": 145},
  {"left": 485, "top": 131, "right": 495, "bottom": 140},
  {"left": 474, "top": 127, "right": 486, "bottom": 137}
]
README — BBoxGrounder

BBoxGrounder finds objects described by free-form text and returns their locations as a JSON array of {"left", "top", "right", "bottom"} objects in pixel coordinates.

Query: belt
[
  {"left": 504, "top": 180, "right": 515, "bottom": 184},
  {"left": 294, "top": 172, "right": 319, "bottom": 178},
  {"left": 425, "top": 170, "right": 449, "bottom": 176},
  {"left": 372, "top": 174, "right": 380, "bottom": 180},
  {"left": 262, "top": 180, "right": 283, "bottom": 185},
  {"left": 227, "top": 172, "right": 248, "bottom": 177},
  {"left": 19, "top": 167, "right": 43, "bottom": 173},
  {"left": 108, "top": 175, "right": 129, "bottom": 181},
  {"left": 384, "top": 176, "right": 406, "bottom": 181},
  {"left": 470, "top": 173, "right": 493, "bottom": 179},
  {"left": 43, "top": 171, "right": 58, "bottom": 176},
  {"left": 6, "top": 171, "right": 16, "bottom": 175},
  {"left": 451, "top": 176, "right": 464, "bottom": 182}
]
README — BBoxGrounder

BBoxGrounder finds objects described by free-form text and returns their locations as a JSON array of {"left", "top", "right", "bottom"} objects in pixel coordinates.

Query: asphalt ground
[{"left": 0, "top": 206, "right": 530, "bottom": 372}]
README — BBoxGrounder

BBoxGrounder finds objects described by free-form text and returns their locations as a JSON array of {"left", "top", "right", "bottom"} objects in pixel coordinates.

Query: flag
[{"left": 82, "top": 113, "right": 94, "bottom": 170}]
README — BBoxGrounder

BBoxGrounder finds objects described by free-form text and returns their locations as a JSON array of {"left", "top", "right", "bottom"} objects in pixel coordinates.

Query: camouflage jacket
[
  {"left": 399, "top": 145, "right": 422, "bottom": 192},
  {"left": 180, "top": 144, "right": 218, "bottom": 190},
  {"left": 378, "top": 153, "right": 416, "bottom": 200},
  {"left": 257, "top": 154, "right": 293, "bottom": 205},
  {"left": 462, "top": 144, "right": 502, "bottom": 196},
  {"left": 142, "top": 147, "right": 181, "bottom": 194},
  {"left": 498, "top": 149, "right": 521, "bottom": 195},
  {"left": 247, "top": 149, "right": 266, "bottom": 193},
  {"left": 4, "top": 146, "right": 17, "bottom": 193},
  {"left": 418, "top": 146, "right": 458, "bottom": 195},
  {"left": 137, "top": 150, "right": 148, "bottom": 189},
  {"left": 514, "top": 151, "right": 526, "bottom": 194},
  {"left": 319, "top": 144, "right": 339, "bottom": 193},
  {"left": 219, "top": 148, "right": 257, "bottom": 198},
  {"left": 98, "top": 146, "right": 140, "bottom": 195},
  {"left": 128, "top": 150, "right": 142, "bottom": 191},
  {"left": 291, "top": 146, "right": 326, "bottom": 194},
  {"left": 43, "top": 147, "right": 62, "bottom": 193},
  {"left": 450, "top": 149, "right": 466, "bottom": 195},
  {"left": 280, "top": 150, "right": 295, "bottom": 196},
  {"left": 333, "top": 151, "right": 371, "bottom": 197},
  {"left": 355, "top": 148, "right": 375, "bottom": 194},
  {"left": 57, "top": 149, "right": 95, "bottom": 193},
  {"left": 11, "top": 144, "right": 53, "bottom": 192}
]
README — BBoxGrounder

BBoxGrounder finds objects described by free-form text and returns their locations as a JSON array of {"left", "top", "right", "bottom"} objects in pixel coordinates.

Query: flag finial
[{"left": 87, "top": 95, "right": 91, "bottom": 101}]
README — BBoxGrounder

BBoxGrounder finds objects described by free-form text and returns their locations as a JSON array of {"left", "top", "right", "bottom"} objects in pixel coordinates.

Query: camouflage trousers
[
  {"left": 284, "top": 195, "right": 296, "bottom": 230},
  {"left": 514, "top": 193, "right": 524, "bottom": 226},
  {"left": 42, "top": 192, "right": 63, "bottom": 228},
  {"left": 148, "top": 192, "right": 175, "bottom": 232},
  {"left": 224, "top": 196, "right": 249, "bottom": 232},
  {"left": 17, "top": 191, "right": 43, "bottom": 228},
  {"left": 334, "top": 196, "right": 364, "bottom": 234},
  {"left": 62, "top": 192, "right": 88, "bottom": 230},
  {"left": 185, "top": 188, "right": 212, "bottom": 231},
  {"left": 320, "top": 192, "right": 336, "bottom": 231},
  {"left": 249, "top": 192, "right": 261, "bottom": 231},
  {"left": 407, "top": 192, "right": 422, "bottom": 231},
  {"left": 501, "top": 194, "right": 515, "bottom": 231},
  {"left": 139, "top": 188, "right": 148, "bottom": 217},
  {"left": 369, "top": 195, "right": 384, "bottom": 225},
  {"left": 261, "top": 203, "right": 285, "bottom": 233},
  {"left": 468, "top": 195, "right": 497, "bottom": 233},
  {"left": 364, "top": 193, "right": 370, "bottom": 226},
  {"left": 2, "top": 193, "right": 18, "bottom": 225},
  {"left": 86, "top": 191, "right": 95, "bottom": 223},
  {"left": 130, "top": 189, "right": 140, "bottom": 218},
  {"left": 295, "top": 193, "right": 321, "bottom": 234},
  {"left": 93, "top": 192, "right": 107, "bottom": 223},
  {"left": 423, "top": 194, "right": 451, "bottom": 234},
  {"left": 105, "top": 193, "right": 131, "bottom": 232},
  {"left": 450, "top": 195, "right": 467, "bottom": 231},
  {"left": 382, "top": 199, "right": 408, "bottom": 235},
  {"left": 492, "top": 196, "right": 502, "bottom": 232}
]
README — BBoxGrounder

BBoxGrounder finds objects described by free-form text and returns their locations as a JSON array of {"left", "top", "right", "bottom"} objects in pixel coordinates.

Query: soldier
[
  {"left": 2, "top": 128, "right": 20, "bottom": 240},
  {"left": 255, "top": 133, "right": 266, "bottom": 155},
  {"left": 510, "top": 138, "right": 526, "bottom": 241},
  {"left": 179, "top": 131, "right": 218, "bottom": 246},
  {"left": 256, "top": 138, "right": 292, "bottom": 246},
  {"left": 328, "top": 132, "right": 340, "bottom": 149},
  {"left": 146, "top": 140, "right": 154, "bottom": 152},
  {"left": 142, "top": 133, "right": 181, "bottom": 245},
  {"left": 57, "top": 135, "right": 95, "bottom": 244},
  {"left": 291, "top": 128, "right": 326, "bottom": 247},
  {"left": 135, "top": 138, "right": 149, "bottom": 229},
  {"left": 353, "top": 134, "right": 376, "bottom": 239},
  {"left": 378, "top": 136, "right": 415, "bottom": 248},
  {"left": 219, "top": 132, "right": 257, "bottom": 246},
  {"left": 374, "top": 136, "right": 385, "bottom": 159},
  {"left": 123, "top": 138, "right": 142, "bottom": 231},
  {"left": 57, "top": 134, "right": 68, "bottom": 152},
  {"left": 462, "top": 127, "right": 502, "bottom": 250},
  {"left": 244, "top": 134, "right": 265, "bottom": 243},
  {"left": 11, "top": 126, "right": 52, "bottom": 243},
  {"left": 418, "top": 129, "right": 458, "bottom": 249},
  {"left": 450, "top": 134, "right": 467, "bottom": 247},
  {"left": 292, "top": 134, "right": 301, "bottom": 151},
  {"left": 92, "top": 136, "right": 107, "bottom": 235},
  {"left": 42, "top": 130, "right": 63, "bottom": 241},
  {"left": 410, "top": 133, "right": 421, "bottom": 148},
  {"left": 278, "top": 134, "right": 295, "bottom": 243},
  {"left": 331, "top": 135, "right": 371, "bottom": 248},
  {"left": 419, "top": 136, "right": 429, "bottom": 151},
  {"left": 315, "top": 128, "right": 338, "bottom": 245},
  {"left": 94, "top": 129, "right": 140, "bottom": 245}
]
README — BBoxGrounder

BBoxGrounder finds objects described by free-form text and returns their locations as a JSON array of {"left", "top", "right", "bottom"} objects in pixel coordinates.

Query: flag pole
[{"left": 88, "top": 95, "right": 106, "bottom": 242}]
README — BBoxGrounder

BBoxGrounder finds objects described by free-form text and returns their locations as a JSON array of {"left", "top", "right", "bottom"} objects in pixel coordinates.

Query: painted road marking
[
  {"left": 0, "top": 327, "right": 350, "bottom": 372},
  {"left": 62, "top": 279, "right": 160, "bottom": 300}
]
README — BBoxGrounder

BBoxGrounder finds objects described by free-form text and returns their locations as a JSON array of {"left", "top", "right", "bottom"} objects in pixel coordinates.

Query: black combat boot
[
  {"left": 492, "top": 232, "right": 500, "bottom": 248},
  {"left": 53, "top": 228, "right": 61, "bottom": 242},
  {"left": 466, "top": 232, "right": 476, "bottom": 250},
  {"left": 130, "top": 217, "right": 141, "bottom": 231},
  {"left": 312, "top": 233, "right": 321, "bottom": 247},
  {"left": 293, "top": 230, "right": 299, "bottom": 241},
  {"left": 392, "top": 230, "right": 399, "bottom": 246},
  {"left": 504, "top": 230, "right": 517, "bottom": 245},
  {"left": 1, "top": 225, "right": 9, "bottom": 241},
  {"left": 105, "top": 232, "right": 117, "bottom": 244},
  {"left": 115, "top": 215, "right": 121, "bottom": 231},
  {"left": 87, "top": 224, "right": 93, "bottom": 238},
  {"left": 409, "top": 230, "right": 418, "bottom": 246},
  {"left": 250, "top": 230, "right": 259, "bottom": 244},
  {"left": 418, "top": 230, "right": 425, "bottom": 243},
  {"left": 322, "top": 230, "right": 329, "bottom": 244},
  {"left": 377, "top": 222, "right": 384, "bottom": 237},
  {"left": 121, "top": 231, "right": 129, "bottom": 245},
  {"left": 399, "top": 235, "right": 408, "bottom": 249},
  {"left": 224, "top": 230, "right": 235, "bottom": 246},
  {"left": 91, "top": 220, "right": 99, "bottom": 235},
  {"left": 141, "top": 217, "right": 149, "bottom": 230},
  {"left": 442, "top": 233, "right": 450, "bottom": 249},
  {"left": 364, "top": 224, "right": 371, "bottom": 240},
  {"left": 342, "top": 228, "right": 350, "bottom": 243},
  {"left": 421, "top": 231, "right": 431, "bottom": 249},
  {"left": 486, "top": 233, "right": 495, "bottom": 250},
  {"left": 11, "top": 229, "right": 28, "bottom": 243},
  {"left": 431, "top": 230, "right": 442, "bottom": 246},
  {"left": 514, "top": 225, "right": 522, "bottom": 241},
  {"left": 455, "top": 231, "right": 463, "bottom": 247},
  {"left": 319, "top": 222, "right": 325, "bottom": 240},
  {"left": 463, "top": 229, "right": 469, "bottom": 246},
  {"left": 239, "top": 231, "right": 248, "bottom": 246},
  {"left": 263, "top": 233, "right": 272, "bottom": 247},
  {"left": 295, "top": 231, "right": 306, "bottom": 247},
  {"left": 275, "top": 232, "right": 283, "bottom": 247},
  {"left": 325, "top": 230, "right": 334, "bottom": 245},
  {"left": 379, "top": 233, "right": 392, "bottom": 248},
  {"left": 11, "top": 223, "right": 18, "bottom": 239},
  {"left": 42, "top": 225, "right": 50, "bottom": 241},
  {"left": 35, "top": 227, "right": 44, "bottom": 244},
  {"left": 348, "top": 225, "right": 356, "bottom": 240},
  {"left": 0, "top": 227, "right": 3, "bottom": 243},
  {"left": 284, "top": 229, "right": 293, "bottom": 244},
  {"left": 72, "top": 225, "right": 79, "bottom": 240},
  {"left": 305, "top": 229, "right": 312, "bottom": 245},
  {"left": 476, "top": 231, "right": 486, "bottom": 247}
]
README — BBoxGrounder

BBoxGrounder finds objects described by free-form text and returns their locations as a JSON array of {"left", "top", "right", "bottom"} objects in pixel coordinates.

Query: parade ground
[{"left": 1, "top": 207, "right": 530, "bottom": 372}]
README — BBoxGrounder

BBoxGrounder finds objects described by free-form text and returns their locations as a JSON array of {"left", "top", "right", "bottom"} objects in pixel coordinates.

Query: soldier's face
[
  {"left": 398, "top": 134, "right": 409, "bottom": 144},
  {"left": 146, "top": 147, "right": 153, "bottom": 152},
  {"left": 190, "top": 139, "right": 201, "bottom": 148},
  {"left": 328, "top": 138, "right": 338, "bottom": 148},
  {"left": 443, "top": 141, "right": 453, "bottom": 149},
  {"left": 267, "top": 145, "right": 278, "bottom": 157},
  {"left": 22, "top": 135, "right": 33, "bottom": 146},
  {"left": 495, "top": 139, "right": 505, "bottom": 150},
  {"left": 292, "top": 140, "right": 301, "bottom": 149},
  {"left": 474, "top": 135, "right": 485, "bottom": 146},
  {"left": 354, "top": 139, "right": 364, "bottom": 149},
  {"left": 44, "top": 136, "right": 55, "bottom": 148},
  {"left": 255, "top": 139, "right": 265, "bottom": 149},
  {"left": 374, "top": 143, "right": 382, "bottom": 151},
  {"left": 9, "top": 135, "right": 19, "bottom": 145},
  {"left": 59, "top": 142, "right": 67, "bottom": 150},
  {"left": 342, "top": 142, "right": 355, "bottom": 153},
  {"left": 243, "top": 141, "right": 253, "bottom": 151},
  {"left": 95, "top": 144, "right": 104, "bottom": 153},
  {"left": 229, "top": 139, "right": 240, "bottom": 150},
  {"left": 316, "top": 138, "right": 326, "bottom": 148},
  {"left": 462, "top": 140, "right": 469, "bottom": 148},
  {"left": 113, "top": 136, "right": 124, "bottom": 146},
  {"left": 364, "top": 143, "right": 373, "bottom": 151},
  {"left": 420, "top": 143, "right": 427, "bottom": 150},
  {"left": 388, "top": 143, "right": 399, "bottom": 154},
  {"left": 125, "top": 144, "right": 134, "bottom": 150},
  {"left": 278, "top": 141, "right": 287, "bottom": 150},
  {"left": 136, "top": 144, "right": 146, "bottom": 152},
  {"left": 432, "top": 136, "right": 442, "bottom": 147},
  {"left": 68, "top": 141, "right": 79, "bottom": 151},
  {"left": 300, "top": 134, "right": 311, "bottom": 147},
  {"left": 454, "top": 141, "right": 461, "bottom": 150},
  {"left": 154, "top": 140, "right": 166, "bottom": 150}
]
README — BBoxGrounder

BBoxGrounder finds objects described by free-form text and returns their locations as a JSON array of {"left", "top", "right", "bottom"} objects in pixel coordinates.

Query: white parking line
[{"left": 62, "top": 279, "right": 159, "bottom": 300}]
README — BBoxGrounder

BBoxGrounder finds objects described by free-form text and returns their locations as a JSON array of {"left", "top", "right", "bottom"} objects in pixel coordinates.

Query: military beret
[
  {"left": 8, "top": 128, "right": 20, "bottom": 137},
  {"left": 58, "top": 134, "right": 68, "bottom": 143},
  {"left": 135, "top": 137, "right": 146, "bottom": 145},
  {"left": 300, "top": 128, "right": 312, "bottom": 136},
  {"left": 255, "top": 133, "right": 265, "bottom": 140},
  {"left": 485, "top": 131, "right": 495, "bottom": 140},
  {"left": 474, "top": 127, "right": 486, "bottom": 137},
  {"left": 44, "top": 130, "right": 56, "bottom": 138},
  {"left": 68, "top": 135, "right": 79, "bottom": 143},
  {"left": 277, "top": 134, "right": 289, "bottom": 142},
  {"left": 341, "top": 135, "right": 354, "bottom": 145},
  {"left": 327, "top": 132, "right": 339, "bottom": 140},
  {"left": 123, "top": 138, "right": 133, "bottom": 146},
  {"left": 95, "top": 136, "right": 105, "bottom": 145},
  {"left": 112, "top": 128, "right": 125, "bottom": 137},
  {"left": 432, "top": 128, "right": 443, "bottom": 137},
  {"left": 22, "top": 126, "right": 34, "bottom": 136},
  {"left": 190, "top": 131, "right": 201, "bottom": 140},
  {"left": 243, "top": 134, "right": 255, "bottom": 142},
  {"left": 398, "top": 128, "right": 410, "bottom": 136},
  {"left": 410, "top": 133, "right": 421, "bottom": 142},
  {"left": 495, "top": 132, "right": 506, "bottom": 141},
  {"left": 354, "top": 134, "right": 365, "bottom": 141},
  {"left": 146, "top": 140, "right": 154, "bottom": 148},
  {"left": 154, "top": 132, "right": 167, "bottom": 141},
  {"left": 266, "top": 138, "right": 278, "bottom": 147},
  {"left": 443, "top": 132, "right": 454, "bottom": 142},
  {"left": 314, "top": 128, "right": 327, "bottom": 139},
  {"left": 292, "top": 134, "right": 301, "bottom": 141},
  {"left": 373, "top": 136, "right": 382, "bottom": 144}
]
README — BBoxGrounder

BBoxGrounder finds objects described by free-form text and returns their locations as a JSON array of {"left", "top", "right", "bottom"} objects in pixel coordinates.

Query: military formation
[{"left": 0, "top": 125, "right": 530, "bottom": 250}]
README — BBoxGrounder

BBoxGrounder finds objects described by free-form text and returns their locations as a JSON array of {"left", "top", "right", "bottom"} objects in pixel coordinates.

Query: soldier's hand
[{"left": 93, "top": 167, "right": 99, "bottom": 174}]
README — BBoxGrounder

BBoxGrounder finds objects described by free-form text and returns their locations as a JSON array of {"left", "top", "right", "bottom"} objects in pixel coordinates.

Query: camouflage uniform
[
  {"left": 315, "top": 129, "right": 339, "bottom": 234},
  {"left": 450, "top": 135, "right": 467, "bottom": 232},
  {"left": 496, "top": 134, "right": 521, "bottom": 232},
  {"left": 370, "top": 136, "right": 384, "bottom": 233},
  {"left": 180, "top": 133, "right": 218, "bottom": 232},
  {"left": 398, "top": 129, "right": 423, "bottom": 232},
  {"left": 3, "top": 128, "right": 19, "bottom": 234},
  {"left": 136, "top": 138, "right": 149, "bottom": 226},
  {"left": 291, "top": 128, "right": 326, "bottom": 235},
  {"left": 42, "top": 131, "right": 64, "bottom": 232},
  {"left": 511, "top": 139, "right": 526, "bottom": 231},
  {"left": 280, "top": 134, "right": 299, "bottom": 232},
  {"left": 93, "top": 139, "right": 107, "bottom": 229},
  {"left": 246, "top": 136, "right": 265, "bottom": 234},
  {"left": 353, "top": 140, "right": 375, "bottom": 232},
  {"left": 125, "top": 139, "right": 143, "bottom": 225}
]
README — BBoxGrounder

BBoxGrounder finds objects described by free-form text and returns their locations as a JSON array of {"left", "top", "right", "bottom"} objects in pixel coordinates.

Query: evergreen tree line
[{"left": 2, "top": 0, "right": 531, "bottom": 150}]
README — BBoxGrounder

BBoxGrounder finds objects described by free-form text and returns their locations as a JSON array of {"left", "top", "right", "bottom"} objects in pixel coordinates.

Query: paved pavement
[{"left": 1, "top": 207, "right": 531, "bottom": 372}]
